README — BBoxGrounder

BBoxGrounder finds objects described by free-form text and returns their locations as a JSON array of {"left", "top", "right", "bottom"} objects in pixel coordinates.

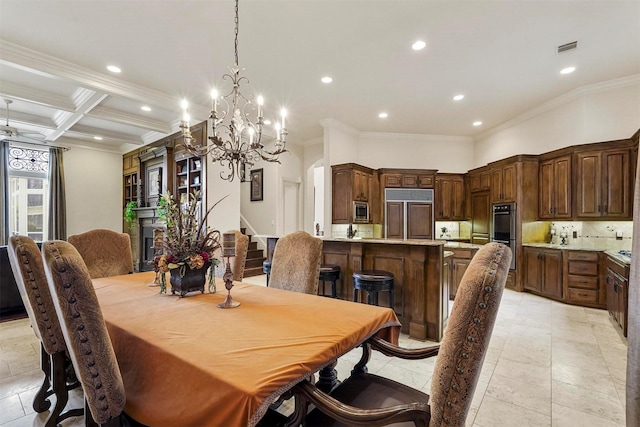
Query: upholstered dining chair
[
  {"left": 7, "top": 236, "right": 83, "bottom": 427},
  {"left": 41, "top": 240, "right": 143, "bottom": 427},
  {"left": 286, "top": 242, "right": 512, "bottom": 427},
  {"left": 67, "top": 229, "right": 134, "bottom": 279},
  {"left": 269, "top": 231, "right": 323, "bottom": 294}
]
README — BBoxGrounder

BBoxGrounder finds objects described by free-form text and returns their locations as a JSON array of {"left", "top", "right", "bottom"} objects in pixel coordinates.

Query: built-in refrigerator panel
[{"left": 384, "top": 189, "right": 434, "bottom": 239}]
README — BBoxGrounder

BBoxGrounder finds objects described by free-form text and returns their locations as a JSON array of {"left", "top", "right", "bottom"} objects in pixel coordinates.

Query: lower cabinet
[
  {"left": 449, "top": 247, "right": 478, "bottom": 300},
  {"left": 606, "top": 256, "right": 629, "bottom": 337},
  {"left": 564, "top": 251, "right": 605, "bottom": 308},
  {"left": 523, "top": 247, "right": 563, "bottom": 300}
]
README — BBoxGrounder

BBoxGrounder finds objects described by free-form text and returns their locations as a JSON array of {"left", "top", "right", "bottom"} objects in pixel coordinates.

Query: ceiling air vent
[{"left": 557, "top": 41, "right": 578, "bottom": 53}]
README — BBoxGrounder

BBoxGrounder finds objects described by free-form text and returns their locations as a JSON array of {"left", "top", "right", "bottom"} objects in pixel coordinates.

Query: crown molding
[
  {"left": 476, "top": 73, "right": 640, "bottom": 141},
  {"left": 360, "top": 132, "right": 473, "bottom": 144}
]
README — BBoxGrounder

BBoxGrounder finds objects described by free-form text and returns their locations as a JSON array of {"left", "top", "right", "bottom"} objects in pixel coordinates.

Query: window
[{"left": 7, "top": 145, "right": 49, "bottom": 241}]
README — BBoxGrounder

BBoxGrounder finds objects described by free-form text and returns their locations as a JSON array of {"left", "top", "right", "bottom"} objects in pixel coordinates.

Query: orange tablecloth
[{"left": 93, "top": 272, "right": 401, "bottom": 427}]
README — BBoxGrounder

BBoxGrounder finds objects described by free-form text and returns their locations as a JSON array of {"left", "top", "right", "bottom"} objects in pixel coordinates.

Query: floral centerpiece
[{"left": 150, "top": 191, "right": 224, "bottom": 295}]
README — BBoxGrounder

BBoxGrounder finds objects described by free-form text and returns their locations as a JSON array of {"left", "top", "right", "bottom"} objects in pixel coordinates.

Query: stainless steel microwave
[{"left": 353, "top": 201, "right": 369, "bottom": 223}]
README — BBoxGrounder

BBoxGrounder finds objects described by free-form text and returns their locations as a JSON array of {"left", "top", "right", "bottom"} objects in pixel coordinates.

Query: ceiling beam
[
  {"left": 47, "top": 89, "right": 108, "bottom": 141},
  {"left": 0, "top": 81, "right": 76, "bottom": 111},
  {"left": 87, "top": 106, "right": 172, "bottom": 134}
]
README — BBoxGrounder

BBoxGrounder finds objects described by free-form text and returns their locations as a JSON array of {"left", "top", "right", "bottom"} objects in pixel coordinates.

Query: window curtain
[
  {"left": 0, "top": 141, "right": 8, "bottom": 245},
  {"left": 628, "top": 151, "right": 640, "bottom": 426},
  {"left": 47, "top": 147, "right": 67, "bottom": 240}
]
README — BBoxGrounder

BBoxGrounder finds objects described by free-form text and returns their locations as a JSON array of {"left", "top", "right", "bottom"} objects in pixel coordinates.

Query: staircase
[{"left": 241, "top": 228, "right": 266, "bottom": 278}]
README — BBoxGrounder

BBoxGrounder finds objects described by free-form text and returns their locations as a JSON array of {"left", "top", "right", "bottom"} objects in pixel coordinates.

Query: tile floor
[{"left": 0, "top": 274, "right": 628, "bottom": 426}]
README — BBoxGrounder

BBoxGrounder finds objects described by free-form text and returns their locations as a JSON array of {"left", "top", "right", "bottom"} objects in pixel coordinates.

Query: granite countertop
[
  {"left": 604, "top": 250, "right": 632, "bottom": 266},
  {"left": 522, "top": 242, "right": 608, "bottom": 252},
  {"left": 444, "top": 250, "right": 454, "bottom": 258},
  {"left": 323, "top": 237, "right": 444, "bottom": 246},
  {"left": 444, "top": 242, "right": 484, "bottom": 250}
]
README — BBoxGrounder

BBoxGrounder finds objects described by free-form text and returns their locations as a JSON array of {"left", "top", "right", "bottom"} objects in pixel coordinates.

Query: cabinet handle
[{"left": 578, "top": 293, "right": 588, "bottom": 297}]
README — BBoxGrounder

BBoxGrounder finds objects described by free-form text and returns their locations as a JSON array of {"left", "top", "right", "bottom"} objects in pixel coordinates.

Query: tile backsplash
[
  {"left": 434, "top": 221, "right": 472, "bottom": 239},
  {"left": 525, "top": 221, "right": 633, "bottom": 250},
  {"left": 331, "top": 223, "right": 383, "bottom": 238}
]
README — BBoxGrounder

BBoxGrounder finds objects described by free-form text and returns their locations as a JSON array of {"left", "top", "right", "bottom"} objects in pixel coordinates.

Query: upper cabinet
[
  {"left": 468, "top": 168, "right": 491, "bottom": 193},
  {"left": 575, "top": 146, "right": 632, "bottom": 219},
  {"left": 331, "top": 163, "right": 375, "bottom": 224},
  {"left": 539, "top": 155, "right": 571, "bottom": 219},
  {"left": 435, "top": 174, "right": 465, "bottom": 220},
  {"left": 490, "top": 163, "right": 517, "bottom": 203},
  {"left": 382, "top": 169, "right": 436, "bottom": 189}
]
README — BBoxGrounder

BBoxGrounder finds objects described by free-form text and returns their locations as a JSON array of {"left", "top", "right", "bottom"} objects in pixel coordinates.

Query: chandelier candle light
[
  {"left": 218, "top": 232, "right": 240, "bottom": 308},
  {"left": 179, "top": 0, "right": 288, "bottom": 182}
]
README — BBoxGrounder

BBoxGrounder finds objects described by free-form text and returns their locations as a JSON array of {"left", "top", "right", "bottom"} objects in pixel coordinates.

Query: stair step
[
  {"left": 247, "top": 249, "right": 264, "bottom": 259},
  {"left": 245, "top": 257, "right": 266, "bottom": 269},
  {"left": 248, "top": 241, "right": 258, "bottom": 251},
  {"left": 243, "top": 266, "right": 265, "bottom": 278}
]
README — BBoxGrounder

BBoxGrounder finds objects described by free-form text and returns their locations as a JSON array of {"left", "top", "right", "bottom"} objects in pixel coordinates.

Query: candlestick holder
[
  {"left": 217, "top": 256, "right": 240, "bottom": 308},
  {"left": 218, "top": 232, "right": 240, "bottom": 308}
]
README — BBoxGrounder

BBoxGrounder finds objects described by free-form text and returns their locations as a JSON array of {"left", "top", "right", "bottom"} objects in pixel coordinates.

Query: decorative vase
[{"left": 170, "top": 262, "right": 211, "bottom": 297}]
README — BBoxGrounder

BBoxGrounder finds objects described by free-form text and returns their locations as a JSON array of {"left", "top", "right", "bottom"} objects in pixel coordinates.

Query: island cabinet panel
[{"left": 321, "top": 239, "right": 446, "bottom": 341}]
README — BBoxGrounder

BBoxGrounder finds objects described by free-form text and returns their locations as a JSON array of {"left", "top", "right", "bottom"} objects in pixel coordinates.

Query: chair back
[
  {"left": 7, "top": 235, "right": 67, "bottom": 355},
  {"left": 269, "top": 231, "right": 323, "bottom": 294},
  {"left": 429, "top": 242, "right": 511, "bottom": 427},
  {"left": 229, "top": 229, "right": 249, "bottom": 281},
  {"left": 68, "top": 229, "right": 133, "bottom": 279},
  {"left": 42, "top": 240, "right": 126, "bottom": 424}
]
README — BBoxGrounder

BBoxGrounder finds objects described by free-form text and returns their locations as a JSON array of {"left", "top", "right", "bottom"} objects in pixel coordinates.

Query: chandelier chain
[{"left": 234, "top": 0, "right": 239, "bottom": 67}]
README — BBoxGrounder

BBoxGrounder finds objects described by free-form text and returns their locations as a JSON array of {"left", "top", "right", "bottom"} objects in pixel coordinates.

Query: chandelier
[{"left": 179, "top": 0, "right": 287, "bottom": 182}]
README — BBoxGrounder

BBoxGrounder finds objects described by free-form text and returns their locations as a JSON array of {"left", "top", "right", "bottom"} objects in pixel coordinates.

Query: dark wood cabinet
[
  {"left": 448, "top": 247, "right": 478, "bottom": 300},
  {"left": 331, "top": 163, "right": 375, "bottom": 224},
  {"left": 386, "top": 201, "right": 404, "bottom": 239},
  {"left": 575, "top": 148, "right": 631, "bottom": 219},
  {"left": 381, "top": 169, "right": 436, "bottom": 189},
  {"left": 563, "top": 250, "right": 604, "bottom": 308},
  {"left": 122, "top": 149, "right": 139, "bottom": 208},
  {"left": 407, "top": 202, "right": 433, "bottom": 239},
  {"left": 468, "top": 168, "right": 491, "bottom": 193},
  {"left": 539, "top": 155, "right": 571, "bottom": 219},
  {"left": 491, "top": 163, "right": 517, "bottom": 203},
  {"left": 435, "top": 174, "right": 465, "bottom": 220},
  {"left": 470, "top": 191, "right": 490, "bottom": 245},
  {"left": 523, "top": 247, "right": 563, "bottom": 300},
  {"left": 606, "top": 256, "right": 629, "bottom": 337}
]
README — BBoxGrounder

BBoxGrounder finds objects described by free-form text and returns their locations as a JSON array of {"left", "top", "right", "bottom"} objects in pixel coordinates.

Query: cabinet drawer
[
  {"left": 568, "top": 261, "right": 598, "bottom": 276},
  {"left": 451, "top": 249, "right": 474, "bottom": 259},
  {"left": 567, "top": 288, "right": 598, "bottom": 304},
  {"left": 385, "top": 174, "right": 402, "bottom": 188},
  {"left": 567, "top": 275, "right": 598, "bottom": 290},
  {"left": 418, "top": 175, "right": 434, "bottom": 188},
  {"left": 567, "top": 251, "right": 598, "bottom": 262}
]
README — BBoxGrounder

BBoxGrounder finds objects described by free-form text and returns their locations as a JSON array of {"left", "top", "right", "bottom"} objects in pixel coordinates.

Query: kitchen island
[{"left": 321, "top": 237, "right": 447, "bottom": 341}]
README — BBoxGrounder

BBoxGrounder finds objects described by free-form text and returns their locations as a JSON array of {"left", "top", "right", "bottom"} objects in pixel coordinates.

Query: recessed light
[
  {"left": 321, "top": 76, "right": 333, "bottom": 84},
  {"left": 560, "top": 66, "right": 576, "bottom": 75},
  {"left": 264, "top": 119, "right": 272, "bottom": 125},
  {"left": 107, "top": 65, "right": 121, "bottom": 73},
  {"left": 93, "top": 136, "right": 103, "bottom": 140},
  {"left": 141, "top": 106, "right": 151, "bottom": 112},
  {"left": 473, "top": 121, "right": 482, "bottom": 127},
  {"left": 453, "top": 94, "right": 465, "bottom": 101},
  {"left": 412, "top": 40, "right": 426, "bottom": 51},
  {"left": 378, "top": 112, "right": 388, "bottom": 119}
]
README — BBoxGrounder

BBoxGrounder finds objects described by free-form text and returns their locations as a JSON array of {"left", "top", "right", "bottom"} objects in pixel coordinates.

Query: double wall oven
[{"left": 491, "top": 202, "right": 516, "bottom": 270}]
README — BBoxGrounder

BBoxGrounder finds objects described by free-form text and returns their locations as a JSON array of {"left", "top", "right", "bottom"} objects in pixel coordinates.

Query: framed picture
[{"left": 250, "top": 168, "right": 263, "bottom": 201}]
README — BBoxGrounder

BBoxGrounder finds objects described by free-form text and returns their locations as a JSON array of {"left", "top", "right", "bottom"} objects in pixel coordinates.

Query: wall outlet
[
  {"left": 616, "top": 229, "right": 623, "bottom": 240},
  {"left": 572, "top": 231, "right": 577, "bottom": 238}
]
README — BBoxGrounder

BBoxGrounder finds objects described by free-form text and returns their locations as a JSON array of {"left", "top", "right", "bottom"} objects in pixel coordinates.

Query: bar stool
[
  {"left": 353, "top": 270, "right": 394, "bottom": 309},
  {"left": 319, "top": 264, "right": 340, "bottom": 298},
  {"left": 263, "top": 259, "right": 272, "bottom": 286}
]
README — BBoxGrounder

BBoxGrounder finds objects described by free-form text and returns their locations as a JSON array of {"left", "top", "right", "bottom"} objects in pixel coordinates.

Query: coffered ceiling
[{"left": 0, "top": 0, "right": 639, "bottom": 152}]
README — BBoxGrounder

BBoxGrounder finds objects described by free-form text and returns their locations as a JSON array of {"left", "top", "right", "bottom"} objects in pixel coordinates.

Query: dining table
[{"left": 92, "top": 271, "right": 401, "bottom": 427}]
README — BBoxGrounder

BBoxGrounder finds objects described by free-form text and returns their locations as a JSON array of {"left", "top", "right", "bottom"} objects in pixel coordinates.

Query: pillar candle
[{"left": 223, "top": 232, "right": 236, "bottom": 257}]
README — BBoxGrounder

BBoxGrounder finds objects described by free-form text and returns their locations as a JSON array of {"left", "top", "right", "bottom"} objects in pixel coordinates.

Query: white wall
[
  {"left": 64, "top": 147, "right": 122, "bottom": 235},
  {"left": 206, "top": 159, "right": 241, "bottom": 236},
  {"left": 358, "top": 133, "right": 474, "bottom": 173},
  {"left": 303, "top": 140, "right": 323, "bottom": 234},
  {"left": 475, "top": 76, "right": 640, "bottom": 166}
]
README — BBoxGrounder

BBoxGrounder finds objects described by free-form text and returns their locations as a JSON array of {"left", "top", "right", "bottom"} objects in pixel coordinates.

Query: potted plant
[
  {"left": 124, "top": 201, "right": 138, "bottom": 230},
  {"left": 150, "top": 191, "right": 225, "bottom": 296}
]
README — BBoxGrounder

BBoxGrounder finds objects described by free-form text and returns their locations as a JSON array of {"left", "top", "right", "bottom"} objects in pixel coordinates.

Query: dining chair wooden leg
[{"left": 33, "top": 343, "right": 53, "bottom": 413}]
